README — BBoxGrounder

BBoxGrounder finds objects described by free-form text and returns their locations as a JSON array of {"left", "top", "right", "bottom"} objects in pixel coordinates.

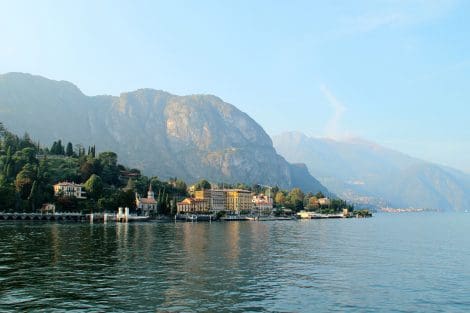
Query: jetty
[
  {"left": 0, "top": 212, "right": 89, "bottom": 222},
  {"left": 0, "top": 207, "right": 150, "bottom": 223}
]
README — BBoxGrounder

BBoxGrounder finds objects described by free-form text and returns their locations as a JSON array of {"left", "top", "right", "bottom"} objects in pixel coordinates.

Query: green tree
[
  {"left": 28, "top": 180, "right": 39, "bottom": 212},
  {"left": 19, "top": 132, "right": 36, "bottom": 150},
  {"left": 97, "top": 197, "right": 113, "bottom": 212},
  {"left": 55, "top": 196, "right": 78, "bottom": 213},
  {"left": 171, "top": 197, "right": 177, "bottom": 216},
  {"left": 65, "top": 142, "right": 74, "bottom": 156},
  {"left": 15, "top": 164, "right": 36, "bottom": 199},
  {"left": 287, "top": 188, "right": 305, "bottom": 212},
  {"left": 79, "top": 158, "right": 101, "bottom": 182},
  {"left": 173, "top": 179, "right": 188, "bottom": 196},
  {"left": 90, "top": 145, "right": 96, "bottom": 158},
  {"left": 117, "top": 189, "right": 136, "bottom": 211},
  {"left": 307, "top": 196, "right": 319, "bottom": 210},
  {"left": 84, "top": 174, "right": 103, "bottom": 200},
  {"left": 51, "top": 140, "right": 65, "bottom": 155},
  {"left": 274, "top": 191, "right": 286, "bottom": 207},
  {"left": 0, "top": 182, "right": 16, "bottom": 211},
  {"left": 4, "top": 163, "right": 13, "bottom": 181},
  {"left": 98, "top": 152, "right": 119, "bottom": 185},
  {"left": 16, "top": 147, "right": 37, "bottom": 165},
  {"left": 135, "top": 176, "right": 150, "bottom": 195},
  {"left": 194, "top": 179, "right": 211, "bottom": 191},
  {"left": 124, "top": 178, "right": 136, "bottom": 191}
]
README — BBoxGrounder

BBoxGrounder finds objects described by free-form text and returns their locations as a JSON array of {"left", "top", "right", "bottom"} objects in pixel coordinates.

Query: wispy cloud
[
  {"left": 340, "top": 13, "right": 405, "bottom": 34},
  {"left": 320, "top": 84, "right": 347, "bottom": 138},
  {"left": 332, "top": 0, "right": 458, "bottom": 37}
]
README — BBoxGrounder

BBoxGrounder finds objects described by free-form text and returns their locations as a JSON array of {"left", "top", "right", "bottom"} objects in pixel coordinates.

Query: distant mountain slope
[
  {"left": 0, "top": 72, "right": 327, "bottom": 193},
  {"left": 273, "top": 132, "right": 470, "bottom": 211}
]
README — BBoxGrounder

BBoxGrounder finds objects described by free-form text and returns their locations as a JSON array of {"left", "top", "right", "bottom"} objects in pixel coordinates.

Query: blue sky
[{"left": 1, "top": 0, "right": 469, "bottom": 172}]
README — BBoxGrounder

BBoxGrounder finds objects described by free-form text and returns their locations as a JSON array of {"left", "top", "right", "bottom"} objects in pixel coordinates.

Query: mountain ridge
[
  {"left": 0, "top": 72, "right": 327, "bottom": 193},
  {"left": 272, "top": 131, "right": 470, "bottom": 211}
]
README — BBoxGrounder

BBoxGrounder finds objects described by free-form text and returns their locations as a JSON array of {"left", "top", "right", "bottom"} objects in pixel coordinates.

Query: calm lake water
[{"left": 1, "top": 213, "right": 470, "bottom": 312}]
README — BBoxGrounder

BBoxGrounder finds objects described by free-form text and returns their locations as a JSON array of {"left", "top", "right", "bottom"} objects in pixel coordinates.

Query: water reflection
[
  {"left": 116, "top": 222, "right": 129, "bottom": 250},
  {"left": 224, "top": 222, "right": 240, "bottom": 263},
  {"left": 1, "top": 216, "right": 470, "bottom": 312},
  {"left": 49, "top": 223, "right": 60, "bottom": 265}
]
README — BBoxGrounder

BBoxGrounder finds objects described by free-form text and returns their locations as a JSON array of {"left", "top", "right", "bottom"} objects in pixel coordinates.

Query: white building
[
  {"left": 252, "top": 194, "right": 273, "bottom": 215},
  {"left": 136, "top": 185, "right": 158, "bottom": 216},
  {"left": 318, "top": 197, "right": 331, "bottom": 206},
  {"left": 53, "top": 182, "right": 86, "bottom": 199}
]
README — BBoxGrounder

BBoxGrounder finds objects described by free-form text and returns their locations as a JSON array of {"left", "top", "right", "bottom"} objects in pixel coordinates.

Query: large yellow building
[
  {"left": 192, "top": 188, "right": 253, "bottom": 214},
  {"left": 177, "top": 198, "right": 210, "bottom": 213},
  {"left": 194, "top": 190, "right": 211, "bottom": 201},
  {"left": 225, "top": 189, "right": 253, "bottom": 214}
]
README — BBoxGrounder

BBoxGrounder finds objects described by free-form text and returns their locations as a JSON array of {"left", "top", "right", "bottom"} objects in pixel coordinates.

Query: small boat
[
  {"left": 187, "top": 214, "right": 198, "bottom": 222},
  {"left": 175, "top": 214, "right": 199, "bottom": 222},
  {"left": 127, "top": 215, "right": 150, "bottom": 222}
]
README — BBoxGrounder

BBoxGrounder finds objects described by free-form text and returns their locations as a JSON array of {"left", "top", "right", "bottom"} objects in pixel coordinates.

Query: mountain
[
  {"left": 0, "top": 72, "right": 327, "bottom": 193},
  {"left": 272, "top": 132, "right": 470, "bottom": 211}
]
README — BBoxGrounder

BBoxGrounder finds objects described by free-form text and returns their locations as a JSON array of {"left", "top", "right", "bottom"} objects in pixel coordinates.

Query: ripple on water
[{"left": 0, "top": 215, "right": 470, "bottom": 312}]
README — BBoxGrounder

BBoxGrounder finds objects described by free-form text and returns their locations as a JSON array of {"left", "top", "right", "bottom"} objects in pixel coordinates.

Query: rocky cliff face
[{"left": 0, "top": 72, "right": 327, "bottom": 192}]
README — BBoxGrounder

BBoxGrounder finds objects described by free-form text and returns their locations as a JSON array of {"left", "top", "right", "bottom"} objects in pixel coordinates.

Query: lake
[{"left": 1, "top": 213, "right": 470, "bottom": 312}]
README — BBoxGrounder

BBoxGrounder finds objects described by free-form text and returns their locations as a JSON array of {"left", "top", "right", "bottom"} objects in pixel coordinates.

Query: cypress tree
[
  {"left": 28, "top": 181, "right": 38, "bottom": 212},
  {"left": 171, "top": 197, "right": 177, "bottom": 215},
  {"left": 58, "top": 140, "right": 65, "bottom": 155},
  {"left": 50, "top": 141, "right": 57, "bottom": 154},
  {"left": 66, "top": 142, "right": 73, "bottom": 156},
  {"left": 5, "top": 164, "right": 13, "bottom": 180},
  {"left": 164, "top": 193, "right": 169, "bottom": 214}
]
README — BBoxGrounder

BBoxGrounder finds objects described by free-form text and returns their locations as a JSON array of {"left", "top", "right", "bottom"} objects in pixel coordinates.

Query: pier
[
  {"left": 0, "top": 207, "right": 151, "bottom": 223},
  {"left": 0, "top": 212, "right": 89, "bottom": 222}
]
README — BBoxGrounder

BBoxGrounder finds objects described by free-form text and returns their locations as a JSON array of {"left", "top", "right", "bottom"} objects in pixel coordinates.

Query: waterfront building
[
  {"left": 226, "top": 189, "right": 253, "bottom": 214},
  {"left": 210, "top": 189, "right": 227, "bottom": 212},
  {"left": 252, "top": 194, "right": 273, "bottom": 215},
  {"left": 194, "top": 189, "right": 211, "bottom": 202},
  {"left": 53, "top": 182, "right": 86, "bottom": 199},
  {"left": 189, "top": 187, "right": 254, "bottom": 214},
  {"left": 177, "top": 198, "right": 210, "bottom": 214},
  {"left": 136, "top": 185, "right": 158, "bottom": 216},
  {"left": 318, "top": 197, "right": 331, "bottom": 206}
]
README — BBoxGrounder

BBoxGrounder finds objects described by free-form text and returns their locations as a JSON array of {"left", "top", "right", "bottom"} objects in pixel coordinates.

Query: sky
[{"left": 0, "top": 0, "right": 469, "bottom": 172}]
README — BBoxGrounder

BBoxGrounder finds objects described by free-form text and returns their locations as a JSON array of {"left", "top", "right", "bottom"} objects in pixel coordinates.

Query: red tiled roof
[{"left": 140, "top": 198, "right": 157, "bottom": 204}]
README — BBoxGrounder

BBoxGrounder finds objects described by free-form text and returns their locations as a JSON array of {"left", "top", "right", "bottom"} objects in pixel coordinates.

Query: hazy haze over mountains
[
  {"left": 273, "top": 132, "right": 470, "bottom": 212},
  {"left": 0, "top": 72, "right": 327, "bottom": 193}
]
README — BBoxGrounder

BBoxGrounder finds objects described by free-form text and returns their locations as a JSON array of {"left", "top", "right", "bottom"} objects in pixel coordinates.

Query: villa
[{"left": 53, "top": 182, "right": 86, "bottom": 199}]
